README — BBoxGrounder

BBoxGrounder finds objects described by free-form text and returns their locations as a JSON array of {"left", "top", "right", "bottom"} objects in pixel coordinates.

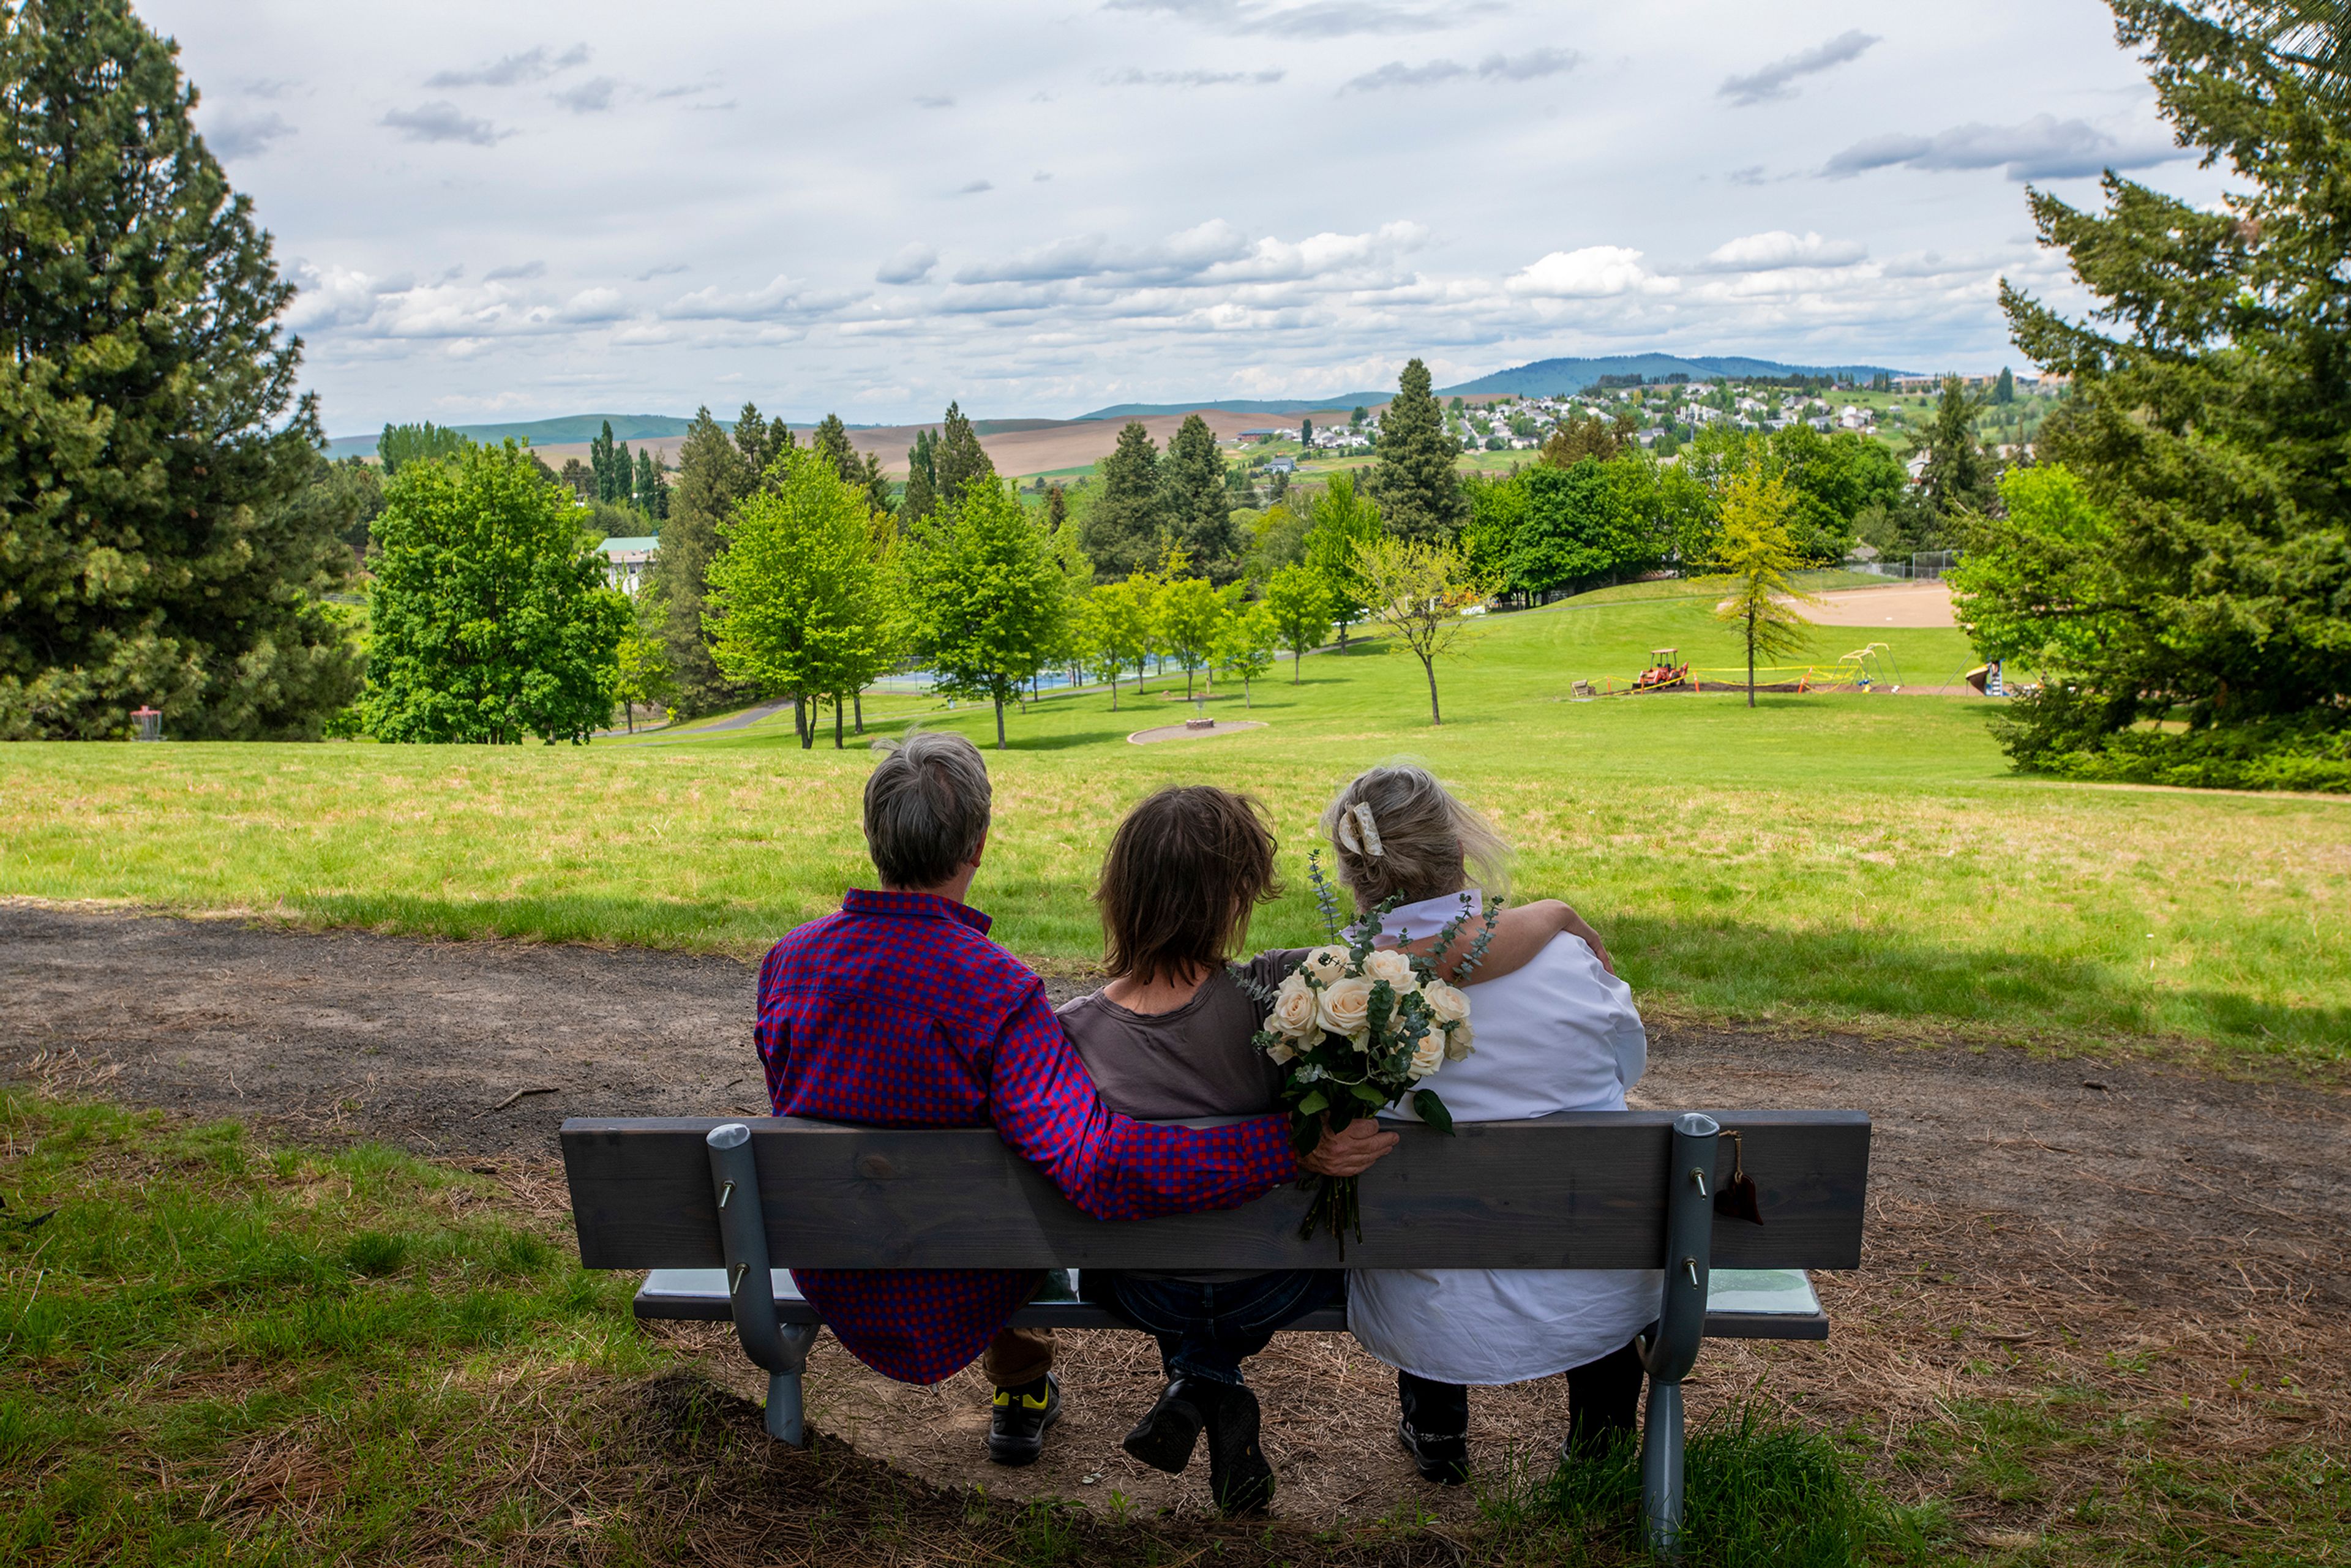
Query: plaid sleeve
[{"left": 986, "top": 981, "right": 1297, "bottom": 1220}]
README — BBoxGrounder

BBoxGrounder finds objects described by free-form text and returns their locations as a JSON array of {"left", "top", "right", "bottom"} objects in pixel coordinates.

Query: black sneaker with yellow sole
[{"left": 986, "top": 1373, "right": 1060, "bottom": 1466}]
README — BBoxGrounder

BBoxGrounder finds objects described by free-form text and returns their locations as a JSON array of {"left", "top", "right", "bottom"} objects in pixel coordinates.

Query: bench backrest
[{"left": 563, "top": 1110, "right": 1869, "bottom": 1272}]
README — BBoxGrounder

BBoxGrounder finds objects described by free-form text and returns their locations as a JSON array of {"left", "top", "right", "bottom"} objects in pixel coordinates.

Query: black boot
[
  {"left": 1120, "top": 1379, "right": 1205, "bottom": 1474},
  {"left": 1396, "top": 1371, "right": 1469, "bottom": 1485},
  {"left": 986, "top": 1373, "right": 1060, "bottom": 1466},
  {"left": 1194, "top": 1381, "right": 1276, "bottom": 1515}
]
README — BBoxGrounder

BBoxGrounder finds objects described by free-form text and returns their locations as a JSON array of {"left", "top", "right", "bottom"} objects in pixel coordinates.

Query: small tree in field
[
  {"left": 1351, "top": 535, "right": 1496, "bottom": 726},
  {"left": 1079, "top": 575, "right": 1155, "bottom": 708},
  {"left": 1711, "top": 466, "right": 1817, "bottom": 708},
  {"left": 613, "top": 585, "right": 678, "bottom": 733},
  {"left": 1263, "top": 561, "right": 1335, "bottom": 683},
  {"left": 1214, "top": 601, "right": 1279, "bottom": 708},
  {"left": 1156, "top": 574, "right": 1230, "bottom": 697}
]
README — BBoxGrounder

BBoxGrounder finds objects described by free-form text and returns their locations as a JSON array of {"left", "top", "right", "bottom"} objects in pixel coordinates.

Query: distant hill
[
  {"left": 1441, "top": 354, "right": 1914, "bottom": 397},
  {"left": 323, "top": 413, "right": 699, "bottom": 462},
  {"left": 1072, "top": 396, "right": 1391, "bottom": 421}
]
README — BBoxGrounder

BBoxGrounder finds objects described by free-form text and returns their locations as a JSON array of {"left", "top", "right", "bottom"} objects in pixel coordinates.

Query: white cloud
[
  {"left": 1697, "top": 231, "right": 1867, "bottom": 271},
  {"left": 426, "top": 45, "right": 590, "bottom": 89},
  {"left": 877, "top": 244, "right": 939, "bottom": 285},
  {"left": 1505, "top": 247, "right": 1678, "bottom": 298},
  {"left": 1719, "top": 31, "right": 1878, "bottom": 106},
  {"left": 1824, "top": 114, "right": 2187, "bottom": 180},
  {"left": 1099, "top": 67, "right": 1286, "bottom": 86},
  {"left": 205, "top": 110, "right": 294, "bottom": 160},
  {"left": 1103, "top": 0, "right": 1504, "bottom": 37},
  {"left": 1343, "top": 49, "right": 1578, "bottom": 92},
  {"left": 381, "top": 102, "right": 509, "bottom": 146},
  {"left": 553, "top": 78, "right": 620, "bottom": 114}
]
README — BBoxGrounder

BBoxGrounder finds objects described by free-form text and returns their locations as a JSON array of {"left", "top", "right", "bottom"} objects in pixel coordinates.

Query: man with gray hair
[{"left": 753, "top": 731, "right": 1393, "bottom": 1465}]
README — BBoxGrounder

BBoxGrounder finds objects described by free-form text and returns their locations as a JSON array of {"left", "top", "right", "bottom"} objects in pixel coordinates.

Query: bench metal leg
[
  {"left": 707, "top": 1123, "right": 819, "bottom": 1447},
  {"left": 1640, "top": 1110, "right": 1720, "bottom": 1559}
]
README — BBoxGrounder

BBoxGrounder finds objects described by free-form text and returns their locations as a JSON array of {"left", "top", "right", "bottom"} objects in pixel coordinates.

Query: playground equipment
[{"left": 1572, "top": 642, "right": 1905, "bottom": 699}]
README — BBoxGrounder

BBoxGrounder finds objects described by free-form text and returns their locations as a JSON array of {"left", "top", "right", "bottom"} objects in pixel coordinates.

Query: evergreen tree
[
  {"left": 611, "top": 438, "right": 634, "bottom": 505},
  {"left": 1994, "top": 366, "right": 2017, "bottom": 405},
  {"left": 645, "top": 407, "right": 756, "bottom": 715},
  {"left": 1081, "top": 420, "right": 1163, "bottom": 579},
  {"left": 903, "top": 479, "right": 1066, "bottom": 749},
  {"left": 858, "top": 451, "right": 894, "bottom": 522},
  {"left": 1044, "top": 483, "right": 1067, "bottom": 533},
  {"left": 0, "top": 0, "right": 361, "bottom": 740},
  {"left": 812, "top": 412, "right": 860, "bottom": 482},
  {"left": 899, "top": 428, "right": 939, "bottom": 527},
  {"left": 632, "top": 447, "right": 658, "bottom": 515},
  {"left": 1368, "top": 358, "right": 1469, "bottom": 541},
  {"left": 588, "top": 422, "right": 618, "bottom": 502},
  {"left": 361, "top": 442, "right": 629, "bottom": 743},
  {"left": 1916, "top": 375, "right": 1999, "bottom": 519},
  {"left": 1966, "top": 0, "right": 2351, "bottom": 787},
  {"left": 733, "top": 402, "right": 790, "bottom": 480},
  {"left": 1158, "top": 413, "right": 1239, "bottom": 580},
  {"left": 557, "top": 457, "right": 592, "bottom": 501},
  {"left": 378, "top": 421, "right": 470, "bottom": 475},
  {"left": 934, "top": 400, "right": 996, "bottom": 503}
]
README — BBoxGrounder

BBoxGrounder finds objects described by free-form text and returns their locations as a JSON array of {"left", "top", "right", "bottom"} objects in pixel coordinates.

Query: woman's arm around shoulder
[{"left": 1397, "top": 899, "right": 1615, "bottom": 983}]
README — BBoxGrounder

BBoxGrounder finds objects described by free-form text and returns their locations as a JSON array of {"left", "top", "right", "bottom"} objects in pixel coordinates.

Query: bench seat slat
[
  {"left": 564, "top": 1111, "right": 1869, "bottom": 1273},
  {"left": 629, "top": 1267, "right": 1830, "bottom": 1343}
]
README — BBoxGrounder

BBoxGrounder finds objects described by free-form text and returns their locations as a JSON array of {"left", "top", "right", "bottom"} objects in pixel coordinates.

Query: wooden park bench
[{"left": 563, "top": 1109, "right": 1869, "bottom": 1555}]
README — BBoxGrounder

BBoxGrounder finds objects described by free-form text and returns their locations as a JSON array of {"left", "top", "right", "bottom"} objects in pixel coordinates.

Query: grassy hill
[
  {"left": 321, "top": 414, "right": 699, "bottom": 462},
  {"left": 1442, "top": 354, "right": 1915, "bottom": 397},
  {"left": 5, "top": 585, "right": 2341, "bottom": 1061}
]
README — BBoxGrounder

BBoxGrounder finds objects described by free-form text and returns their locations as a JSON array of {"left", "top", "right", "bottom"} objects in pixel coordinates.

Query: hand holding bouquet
[{"left": 1232, "top": 853, "right": 1501, "bottom": 1249}]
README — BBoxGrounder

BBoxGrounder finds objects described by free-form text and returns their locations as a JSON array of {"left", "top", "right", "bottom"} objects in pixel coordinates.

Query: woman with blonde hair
[
  {"left": 1061, "top": 783, "right": 1601, "bottom": 1514},
  {"left": 1321, "top": 763, "right": 1655, "bottom": 1485}
]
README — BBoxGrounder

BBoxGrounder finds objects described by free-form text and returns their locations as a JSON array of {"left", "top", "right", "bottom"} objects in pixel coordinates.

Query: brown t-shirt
[{"left": 1059, "top": 949, "right": 1307, "bottom": 1283}]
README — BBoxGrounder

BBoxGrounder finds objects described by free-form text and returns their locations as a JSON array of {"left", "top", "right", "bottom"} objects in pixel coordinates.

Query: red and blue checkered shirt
[{"left": 756, "top": 888, "right": 1298, "bottom": 1385}]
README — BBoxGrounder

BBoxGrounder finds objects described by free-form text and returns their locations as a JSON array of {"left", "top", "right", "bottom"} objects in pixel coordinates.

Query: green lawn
[{"left": 2, "top": 591, "right": 2344, "bottom": 1062}]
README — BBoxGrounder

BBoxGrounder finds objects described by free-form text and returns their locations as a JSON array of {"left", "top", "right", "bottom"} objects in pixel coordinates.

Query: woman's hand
[{"left": 1300, "top": 1116, "right": 1398, "bottom": 1177}]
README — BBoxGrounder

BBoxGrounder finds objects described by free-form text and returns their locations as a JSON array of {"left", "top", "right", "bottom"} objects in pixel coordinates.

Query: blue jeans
[{"left": 1095, "top": 1270, "right": 1345, "bottom": 1387}]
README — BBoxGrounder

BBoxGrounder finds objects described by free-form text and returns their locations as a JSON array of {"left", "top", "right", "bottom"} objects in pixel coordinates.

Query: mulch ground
[{"left": 4, "top": 901, "right": 2344, "bottom": 1551}]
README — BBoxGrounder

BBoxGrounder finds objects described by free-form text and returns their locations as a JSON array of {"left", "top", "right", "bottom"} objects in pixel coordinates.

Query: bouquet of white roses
[{"left": 1233, "top": 852, "right": 1499, "bottom": 1250}]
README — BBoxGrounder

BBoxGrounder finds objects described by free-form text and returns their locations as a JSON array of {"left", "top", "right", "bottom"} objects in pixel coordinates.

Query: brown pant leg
[{"left": 980, "top": 1326, "right": 1054, "bottom": 1387}]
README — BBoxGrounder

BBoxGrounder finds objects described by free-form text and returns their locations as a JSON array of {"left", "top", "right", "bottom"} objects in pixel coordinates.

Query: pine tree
[
  {"left": 899, "top": 428, "right": 939, "bottom": 527},
  {"left": 934, "top": 400, "right": 996, "bottom": 503},
  {"left": 632, "top": 447, "right": 658, "bottom": 515},
  {"left": 1081, "top": 420, "right": 1163, "bottom": 580},
  {"left": 645, "top": 407, "right": 756, "bottom": 715},
  {"left": 0, "top": 0, "right": 360, "bottom": 739},
  {"left": 858, "top": 451, "right": 894, "bottom": 522},
  {"left": 1994, "top": 366, "right": 2017, "bottom": 405},
  {"left": 733, "top": 402, "right": 790, "bottom": 480},
  {"left": 362, "top": 442, "right": 630, "bottom": 743},
  {"left": 1368, "top": 358, "right": 1469, "bottom": 542},
  {"left": 1712, "top": 467, "right": 1817, "bottom": 708},
  {"left": 1044, "top": 484, "right": 1068, "bottom": 533},
  {"left": 1916, "top": 376, "right": 1998, "bottom": 519},
  {"left": 812, "top": 413, "right": 860, "bottom": 481},
  {"left": 1158, "top": 413, "right": 1239, "bottom": 580}
]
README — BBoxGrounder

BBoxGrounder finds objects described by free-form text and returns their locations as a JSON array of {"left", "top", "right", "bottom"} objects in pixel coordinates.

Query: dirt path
[{"left": 5, "top": 904, "right": 2344, "bottom": 1546}]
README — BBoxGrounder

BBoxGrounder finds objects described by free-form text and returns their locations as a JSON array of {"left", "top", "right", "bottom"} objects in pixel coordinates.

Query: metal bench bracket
[
  {"left": 1640, "top": 1110, "right": 1719, "bottom": 1558},
  {"left": 707, "top": 1123, "right": 819, "bottom": 1443}
]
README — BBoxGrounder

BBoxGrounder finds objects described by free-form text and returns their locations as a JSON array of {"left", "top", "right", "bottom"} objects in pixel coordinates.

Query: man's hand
[{"left": 1300, "top": 1116, "right": 1398, "bottom": 1177}]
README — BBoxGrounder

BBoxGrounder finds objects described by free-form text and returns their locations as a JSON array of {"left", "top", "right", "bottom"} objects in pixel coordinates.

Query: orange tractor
[{"left": 1632, "top": 647, "right": 1690, "bottom": 694}]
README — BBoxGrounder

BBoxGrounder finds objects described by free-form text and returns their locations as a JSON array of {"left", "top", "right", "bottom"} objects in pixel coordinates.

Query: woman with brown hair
[{"left": 1061, "top": 783, "right": 1593, "bottom": 1514}]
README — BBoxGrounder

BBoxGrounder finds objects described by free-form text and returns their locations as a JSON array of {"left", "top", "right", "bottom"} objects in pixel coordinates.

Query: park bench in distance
[{"left": 563, "top": 1108, "right": 1870, "bottom": 1555}]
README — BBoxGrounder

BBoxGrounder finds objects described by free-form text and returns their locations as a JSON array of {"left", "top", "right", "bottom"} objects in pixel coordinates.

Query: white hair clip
[{"left": 1349, "top": 801, "right": 1384, "bottom": 857}]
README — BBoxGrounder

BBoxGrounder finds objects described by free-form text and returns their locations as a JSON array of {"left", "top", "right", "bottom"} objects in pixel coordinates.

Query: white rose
[
  {"left": 1267, "top": 972, "right": 1321, "bottom": 1038},
  {"left": 1444, "top": 1021, "right": 1474, "bottom": 1060},
  {"left": 1316, "top": 975, "right": 1374, "bottom": 1045},
  {"left": 1420, "top": 980, "right": 1469, "bottom": 1028},
  {"left": 1302, "top": 945, "right": 1351, "bottom": 983},
  {"left": 1265, "top": 1038, "right": 1297, "bottom": 1065},
  {"left": 1408, "top": 1033, "right": 1445, "bottom": 1081},
  {"left": 1363, "top": 947, "right": 1417, "bottom": 993}
]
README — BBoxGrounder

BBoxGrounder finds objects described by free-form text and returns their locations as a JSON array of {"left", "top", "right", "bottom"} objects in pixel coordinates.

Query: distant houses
[{"left": 598, "top": 535, "right": 656, "bottom": 595}]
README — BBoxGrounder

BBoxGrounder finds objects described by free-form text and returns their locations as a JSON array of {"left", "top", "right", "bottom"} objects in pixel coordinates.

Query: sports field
[{"left": 2, "top": 587, "right": 2342, "bottom": 1063}]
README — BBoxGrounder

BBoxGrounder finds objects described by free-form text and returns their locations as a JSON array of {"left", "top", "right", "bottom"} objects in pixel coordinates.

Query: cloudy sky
[{"left": 151, "top": 0, "right": 2221, "bottom": 432}]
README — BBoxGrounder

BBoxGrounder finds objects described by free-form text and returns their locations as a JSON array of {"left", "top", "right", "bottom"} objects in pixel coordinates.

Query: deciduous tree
[
  {"left": 1214, "top": 599, "right": 1278, "bottom": 707},
  {"left": 1711, "top": 467, "right": 1816, "bottom": 708},
  {"left": 904, "top": 479, "right": 1066, "bottom": 748},
  {"left": 1302, "top": 473, "right": 1379, "bottom": 647},
  {"left": 1263, "top": 561, "right": 1335, "bottom": 683},
  {"left": 379, "top": 422, "right": 470, "bottom": 475},
  {"left": 1352, "top": 535, "right": 1494, "bottom": 726},
  {"left": 1155, "top": 572, "right": 1231, "bottom": 698},
  {"left": 362, "top": 442, "right": 629, "bottom": 743}
]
